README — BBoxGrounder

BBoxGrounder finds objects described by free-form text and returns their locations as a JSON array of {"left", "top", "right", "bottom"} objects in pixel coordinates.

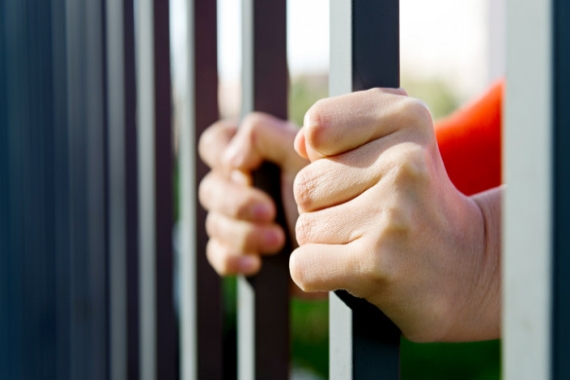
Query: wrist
[{"left": 443, "top": 187, "right": 502, "bottom": 342}]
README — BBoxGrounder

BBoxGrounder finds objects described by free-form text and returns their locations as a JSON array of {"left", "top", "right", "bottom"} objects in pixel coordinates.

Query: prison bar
[
  {"left": 238, "top": 0, "right": 293, "bottom": 379},
  {"left": 329, "top": 1, "right": 402, "bottom": 379},
  {"left": 2, "top": 1, "right": 570, "bottom": 379},
  {"left": 504, "top": 0, "right": 570, "bottom": 378},
  {"left": 0, "top": 0, "right": 112, "bottom": 378},
  {"left": 105, "top": 0, "right": 140, "bottom": 378},
  {"left": 180, "top": 0, "right": 224, "bottom": 379},
  {"left": 552, "top": 1, "right": 570, "bottom": 376},
  {"left": 135, "top": 0, "right": 178, "bottom": 378}
]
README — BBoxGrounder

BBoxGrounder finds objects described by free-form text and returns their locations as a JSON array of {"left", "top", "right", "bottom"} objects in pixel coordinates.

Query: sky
[{"left": 171, "top": 0, "right": 504, "bottom": 100}]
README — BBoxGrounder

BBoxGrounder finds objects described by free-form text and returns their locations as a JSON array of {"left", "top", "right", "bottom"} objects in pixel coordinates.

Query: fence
[{"left": 0, "top": 0, "right": 569, "bottom": 379}]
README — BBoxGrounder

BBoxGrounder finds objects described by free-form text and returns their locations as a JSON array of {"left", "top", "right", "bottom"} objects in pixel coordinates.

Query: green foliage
[
  {"left": 291, "top": 298, "right": 329, "bottom": 378},
  {"left": 401, "top": 339, "right": 501, "bottom": 380},
  {"left": 289, "top": 75, "right": 329, "bottom": 127},
  {"left": 401, "top": 76, "right": 461, "bottom": 120}
]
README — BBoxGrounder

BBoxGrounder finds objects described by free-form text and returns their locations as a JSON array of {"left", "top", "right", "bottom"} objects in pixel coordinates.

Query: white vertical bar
[
  {"left": 504, "top": 0, "right": 552, "bottom": 379},
  {"left": 106, "top": 0, "right": 127, "bottom": 378},
  {"left": 328, "top": 2, "right": 353, "bottom": 378},
  {"left": 329, "top": 293, "right": 352, "bottom": 378},
  {"left": 180, "top": 0, "right": 197, "bottom": 378},
  {"left": 136, "top": 0, "right": 156, "bottom": 377},
  {"left": 488, "top": 0, "right": 506, "bottom": 83},
  {"left": 238, "top": 278, "right": 255, "bottom": 380},
  {"left": 329, "top": 0, "right": 352, "bottom": 98}
]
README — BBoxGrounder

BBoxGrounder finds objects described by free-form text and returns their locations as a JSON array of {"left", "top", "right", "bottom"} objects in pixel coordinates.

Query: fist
[
  {"left": 290, "top": 89, "right": 493, "bottom": 342},
  {"left": 199, "top": 113, "right": 306, "bottom": 276}
]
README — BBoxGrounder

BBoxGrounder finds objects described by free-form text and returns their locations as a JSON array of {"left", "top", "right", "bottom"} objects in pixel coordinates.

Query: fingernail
[
  {"left": 252, "top": 203, "right": 272, "bottom": 220},
  {"left": 263, "top": 229, "right": 282, "bottom": 246},
  {"left": 238, "top": 256, "right": 258, "bottom": 273}
]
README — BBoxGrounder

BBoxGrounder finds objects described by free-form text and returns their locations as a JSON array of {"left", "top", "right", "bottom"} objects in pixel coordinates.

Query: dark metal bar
[
  {"left": 329, "top": 1, "right": 401, "bottom": 379},
  {"left": 0, "top": 2, "right": 61, "bottom": 378},
  {"left": 51, "top": 0, "right": 72, "bottom": 377},
  {"left": 180, "top": 0, "right": 224, "bottom": 379},
  {"left": 66, "top": 0, "right": 110, "bottom": 377},
  {"left": 136, "top": 0, "right": 177, "bottom": 378},
  {"left": 552, "top": 0, "right": 570, "bottom": 377},
  {"left": 238, "top": 0, "right": 291, "bottom": 378},
  {"left": 123, "top": 0, "right": 141, "bottom": 376},
  {"left": 2, "top": 0, "right": 113, "bottom": 378},
  {"left": 106, "top": 0, "right": 140, "bottom": 378}
]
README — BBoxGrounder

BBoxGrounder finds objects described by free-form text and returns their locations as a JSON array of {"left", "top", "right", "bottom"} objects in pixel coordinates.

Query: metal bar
[
  {"left": 137, "top": 0, "right": 177, "bottom": 378},
  {"left": 51, "top": 0, "right": 73, "bottom": 377},
  {"left": 0, "top": 2, "right": 61, "bottom": 378},
  {"left": 488, "top": 0, "right": 506, "bottom": 83},
  {"left": 329, "top": 1, "right": 401, "bottom": 379},
  {"left": 180, "top": 0, "right": 224, "bottom": 379},
  {"left": 2, "top": 0, "right": 113, "bottom": 378},
  {"left": 123, "top": 0, "right": 141, "bottom": 376},
  {"left": 552, "top": 0, "right": 570, "bottom": 377},
  {"left": 238, "top": 0, "right": 291, "bottom": 378},
  {"left": 106, "top": 0, "right": 140, "bottom": 378},
  {"left": 504, "top": 1, "right": 553, "bottom": 379},
  {"left": 66, "top": 0, "right": 110, "bottom": 377}
]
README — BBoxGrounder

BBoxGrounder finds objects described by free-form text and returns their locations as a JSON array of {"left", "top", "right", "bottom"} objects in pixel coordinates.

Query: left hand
[{"left": 290, "top": 88, "right": 500, "bottom": 342}]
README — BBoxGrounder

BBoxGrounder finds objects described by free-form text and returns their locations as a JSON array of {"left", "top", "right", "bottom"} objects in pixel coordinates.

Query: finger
[
  {"left": 199, "top": 171, "right": 275, "bottom": 222},
  {"left": 222, "top": 112, "right": 307, "bottom": 174},
  {"left": 300, "top": 88, "right": 430, "bottom": 160},
  {"left": 294, "top": 135, "right": 403, "bottom": 212},
  {"left": 290, "top": 281, "right": 328, "bottom": 300},
  {"left": 206, "top": 212, "right": 285, "bottom": 254},
  {"left": 295, "top": 200, "right": 370, "bottom": 246},
  {"left": 296, "top": 181, "right": 415, "bottom": 247},
  {"left": 199, "top": 119, "right": 238, "bottom": 169},
  {"left": 206, "top": 239, "right": 261, "bottom": 276},
  {"left": 289, "top": 241, "right": 374, "bottom": 295}
]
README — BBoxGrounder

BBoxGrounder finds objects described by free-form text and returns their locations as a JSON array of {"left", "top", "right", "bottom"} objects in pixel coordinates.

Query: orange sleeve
[{"left": 435, "top": 80, "right": 504, "bottom": 196}]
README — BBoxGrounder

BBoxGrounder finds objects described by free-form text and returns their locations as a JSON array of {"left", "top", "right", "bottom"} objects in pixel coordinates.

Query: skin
[
  {"left": 198, "top": 88, "right": 502, "bottom": 342},
  {"left": 199, "top": 113, "right": 306, "bottom": 275}
]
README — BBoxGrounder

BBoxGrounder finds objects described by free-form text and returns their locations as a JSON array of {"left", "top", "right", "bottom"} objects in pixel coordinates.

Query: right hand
[{"left": 198, "top": 113, "right": 307, "bottom": 276}]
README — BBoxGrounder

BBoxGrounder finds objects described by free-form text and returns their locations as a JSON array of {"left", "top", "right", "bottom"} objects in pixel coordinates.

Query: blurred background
[{"left": 171, "top": 0, "right": 504, "bottom": 378}]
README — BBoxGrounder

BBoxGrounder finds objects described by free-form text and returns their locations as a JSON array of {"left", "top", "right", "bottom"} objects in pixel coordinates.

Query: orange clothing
[{"left": 435, "top": 80, "right": 504, "bottom": 196}]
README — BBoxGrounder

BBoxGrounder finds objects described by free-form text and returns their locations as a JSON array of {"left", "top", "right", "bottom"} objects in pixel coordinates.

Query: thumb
[{"left": 222, "top": 112, "right": 307, "bottom": 175}]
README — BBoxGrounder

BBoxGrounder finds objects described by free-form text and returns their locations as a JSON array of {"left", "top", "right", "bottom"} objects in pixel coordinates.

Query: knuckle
[
  {"left": 289, "top": 250, "right": 310, "bottom": 291},
  {"left": 365, "top": 242, "right": 394, "bottom": 286},
  {"left": 401, "top": 98, "right": 432, "bottom": 131},
  {"left": 241, "top": 112, "right": 266, "bottom": 135},
  {"left": 391, "top": 144, "right": 430, "bottom": 186},
  {"left": 383, "top": 203, "right": 412, "bottom": 236},
  {"left": 364, "top": 209, "right": 412, "bottom": 286},
  {"left": 295, "top": 214, "right": 312, "bottom": 246},
  {"left": 198, "top": 173, "right": 214, "bottom": 210},
  {"left": 204, "top": 212, "right": 218, "bottom": 238},
  {"left": 367, "top": 87, "right": 386, "bottom": 98},
  {"left": 305, "top": 99, "right": 326, "bottom": 127},
  {"left": 198, "top": 127, "right": 216, "bottom": 163},
  {"left": 293, "top": 168, "right": 319, "bottom": 211},
  {"left": 206, "top": 240, "right": 232, "bottom": 275},
  {"left": 304, "top": 99, "right": 329, "bottom": 148},
  {"left": 198, "top": 121, "right": 236, "bottom": 164}
]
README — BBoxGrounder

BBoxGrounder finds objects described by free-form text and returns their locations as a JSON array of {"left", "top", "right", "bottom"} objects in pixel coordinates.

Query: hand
[
  {"left": 290, "top": 88, "right": 501, "bottom": 342},
  {"left": 199, "top": 113, "right": 307, "bottom": 276}
]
